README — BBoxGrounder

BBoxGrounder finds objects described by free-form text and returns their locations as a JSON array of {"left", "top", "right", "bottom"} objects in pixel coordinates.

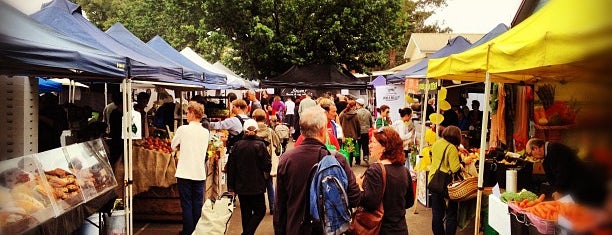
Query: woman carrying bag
[
  {"left": 351, "top": 127, "right": 414, "bottom": 235},
  {"left": 427, "top": 126, "right": 463, "bottom": 235}
]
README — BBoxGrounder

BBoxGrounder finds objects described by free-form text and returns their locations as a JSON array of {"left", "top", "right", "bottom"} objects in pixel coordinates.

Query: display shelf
[
  {"left": 35, "top": 148, "right": 85, "bottom": 215},
  {"left": 63, "top": 143, "right": 117, "bottom": 201},
  {"left": 0, "top": 155, "right": 55, "bottom": 234}
]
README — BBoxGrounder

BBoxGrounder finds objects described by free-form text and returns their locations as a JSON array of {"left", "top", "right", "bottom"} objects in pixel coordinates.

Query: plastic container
[
  {"left": 107, "top": 210, "right": 126, "bottom": 235},
  {"left": 78, "top": 213, "right": 103, "bottom": 235},
  {"left": 526, "top": 211, "right": 556, "bottom": 234}
]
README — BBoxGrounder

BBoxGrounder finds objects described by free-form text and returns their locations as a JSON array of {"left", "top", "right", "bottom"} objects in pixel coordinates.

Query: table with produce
[{"left": 489, "top": 189, "right": 607, "bottom": 235}]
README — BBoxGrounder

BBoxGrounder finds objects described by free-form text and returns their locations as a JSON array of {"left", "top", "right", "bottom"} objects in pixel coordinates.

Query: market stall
[
  {"left": 0, "top": 139, "right": 118, "bottom": 234},
  {"left": 426, "top": 0, "right": 612, "bottom": 233}
]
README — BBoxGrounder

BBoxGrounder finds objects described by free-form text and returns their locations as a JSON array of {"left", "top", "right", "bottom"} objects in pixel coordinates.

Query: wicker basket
[{"left": 447, "top": 177, "right": 478, "bottom": 201}]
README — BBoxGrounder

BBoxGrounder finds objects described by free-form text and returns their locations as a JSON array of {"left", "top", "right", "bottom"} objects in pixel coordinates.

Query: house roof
[
  {"left": 511, "top": 0, "right": 550, "bottom": 27},
  {"left": 403, "top": 33, "right": 484, "bottom": 59}
]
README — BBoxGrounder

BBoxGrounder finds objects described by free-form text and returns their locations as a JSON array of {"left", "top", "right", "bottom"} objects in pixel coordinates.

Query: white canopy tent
[{"left": 180, "top": 47, "right": 252, "bottom": 89}]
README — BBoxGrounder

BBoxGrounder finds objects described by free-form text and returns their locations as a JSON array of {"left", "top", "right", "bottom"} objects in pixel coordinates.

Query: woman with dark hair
[
  {"left": 339, "top": 100, "right": 361, "bottom": 166},
  {"left": 392, "top": 108, "right": 416, "bottom": 167},
  {"left": 428, "top": 125, "right": 463, "bottom": 235},
  {"left": 375, "top": 105, "right": 392, "bottom": 128},
  {"left": 357, "top": 126, "right": 414, "bottom": 234}
]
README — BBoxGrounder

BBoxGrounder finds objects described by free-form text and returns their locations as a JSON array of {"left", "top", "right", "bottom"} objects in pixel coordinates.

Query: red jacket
[{"left": 294, "top": 121, "right": 340, "bottom": 150}]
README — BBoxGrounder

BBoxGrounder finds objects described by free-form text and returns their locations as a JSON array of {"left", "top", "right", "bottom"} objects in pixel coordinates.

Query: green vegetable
[{"left": 500, "top": 189, "right": 538, "bottom": 203}]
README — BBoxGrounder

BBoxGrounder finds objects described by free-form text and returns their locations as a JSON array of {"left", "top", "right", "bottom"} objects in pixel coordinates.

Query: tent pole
[
  {"left": 127, "top": 79, "right": 134, "bottom": 235},
  {"left": 414, "top": 78, "right": 429, "bottom": 213},
  {"left": 435, "top": 79, "right": 441, "bottom": 137},
  {"left": 121, "top": 78, "right": 129, "bottom": 235},
  {"left": 474, "top": 72, "right": 491, "bottom": 235},
  {"left": 104, "top": 83, "right": 108, "bottom": 106}
]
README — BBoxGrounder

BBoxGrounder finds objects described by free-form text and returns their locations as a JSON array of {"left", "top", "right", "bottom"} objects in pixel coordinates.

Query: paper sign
[
  {"left": 266, "top": 88, "right": 275, "bottom": 94},
  {"left": 493, "top": 183, "right": 501, "bottom": 198},
  {"left": 340, "top": 89, "right": 349, "bottom": 95}
]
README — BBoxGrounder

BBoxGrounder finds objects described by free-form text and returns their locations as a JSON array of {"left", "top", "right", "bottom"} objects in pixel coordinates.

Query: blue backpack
[{"left": 309, "top": 154, "right": 351, "bottom": 234}]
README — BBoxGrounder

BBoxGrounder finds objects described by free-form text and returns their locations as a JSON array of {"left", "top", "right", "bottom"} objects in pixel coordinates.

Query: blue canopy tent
[
  {"left": 105, "top": 23, "right": 196, "bottom": 81},
  {"left": 38, "top": 77, "right": 62, "bottom": 93},
  {"left": 147, "top": 36, "right": 229, "bottom": 89},
  {"left": 30, "top": 0, "right": 205, "bottom": 87},
  {"left": 0, "top": 2, "right": 127, "bottom": 79},
  {"left": 387, "top": 36, "right": 473, "bottom": 83},
  {"left": 387, "top": 24, "right": 509, "bottom": 84},
  {"left": 369, "top": 75, "right": 387, "bottom": 87},
  {"left": 468, "top": 23, "right": 509, "bottom": 49}
]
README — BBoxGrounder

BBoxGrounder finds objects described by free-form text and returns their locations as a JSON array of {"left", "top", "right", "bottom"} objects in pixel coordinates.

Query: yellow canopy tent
[
  {"left": 427, "top": 0, "right": 612, "bottom": 83},
  {"left": 426, "top": 0, "right": 612, "bottom": 234}
]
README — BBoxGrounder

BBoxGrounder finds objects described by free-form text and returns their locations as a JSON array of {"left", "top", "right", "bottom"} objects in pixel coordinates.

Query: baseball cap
[
  {"left": 356, "top": 98, "right": 365, "bottom": 105},
  {"left": 243, "top": 119, "right": 259, "bottom": 131}
]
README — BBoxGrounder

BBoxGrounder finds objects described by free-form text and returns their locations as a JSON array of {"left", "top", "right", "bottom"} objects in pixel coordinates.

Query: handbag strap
[
  {"left": 377, "top": 162, "right": 387, "bottom": 212},
  {"left": 435, "top": 144, "right": 451, "bottom": 172}
]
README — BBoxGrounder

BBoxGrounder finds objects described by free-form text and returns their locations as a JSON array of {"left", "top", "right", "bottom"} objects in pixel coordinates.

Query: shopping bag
[{"left": 193, "top": 193, "right": 235, "bottom": 235}]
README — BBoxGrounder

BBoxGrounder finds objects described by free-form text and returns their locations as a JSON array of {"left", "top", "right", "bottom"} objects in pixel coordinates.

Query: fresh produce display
[
  {"left": 500, "top": 189, "right": 539, "bottom": 203},
  {"left": 142, "top": 136, "right": 173, "bottom": 154},
  {"left": 459, "top": 148, "right": 480, "bottom": 163}
]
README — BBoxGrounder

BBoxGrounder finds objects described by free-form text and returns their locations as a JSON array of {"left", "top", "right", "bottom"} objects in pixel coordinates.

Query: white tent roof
[{"left": 180, "top": 47, "right": 252, "bottom": 89}]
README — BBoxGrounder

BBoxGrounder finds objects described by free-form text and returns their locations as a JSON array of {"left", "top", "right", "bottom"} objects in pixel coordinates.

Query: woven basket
[{"left": 447, "top": 177, "right": 478, "bottom": 201}]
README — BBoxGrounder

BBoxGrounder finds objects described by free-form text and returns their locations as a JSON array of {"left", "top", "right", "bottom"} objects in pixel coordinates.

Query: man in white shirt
[
  {"left": 297, "top": 92, "right": 316, "bottom": 115},
  {"left": 171, "top": 101, "right": 210, "bottom": 235},
  {"left": 284, "top": 97, "right": 295, "bottom": 128}
]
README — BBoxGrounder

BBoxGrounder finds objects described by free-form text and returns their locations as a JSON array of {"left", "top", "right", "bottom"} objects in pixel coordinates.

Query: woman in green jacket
[
  {"left": 375, "top": 105, "right": 391, "bottom": 128},
  {"left": 428, "top": 126, "right": 463, "bottom": 235}
]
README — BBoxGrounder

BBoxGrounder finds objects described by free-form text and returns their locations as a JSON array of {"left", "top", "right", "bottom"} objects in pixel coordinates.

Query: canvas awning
[
  {"left": 262, "top": 64, "right": 366, "bottom": 89},
  {"left": 427, "top": 0, "right": 612, "bottom": 83},
  {"left": 0, "top": 2, "right": 126, "bottom": 79}
]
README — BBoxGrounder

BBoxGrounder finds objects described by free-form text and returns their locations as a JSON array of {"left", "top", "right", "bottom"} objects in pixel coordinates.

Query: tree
[{"left": 77, "top": 0, "right": 448, "bottom": 79}]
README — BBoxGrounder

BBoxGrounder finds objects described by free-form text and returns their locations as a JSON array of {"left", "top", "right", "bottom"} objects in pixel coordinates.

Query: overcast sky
[
  {"left": 6, "top": 0, "right": 522, "bottom": 34},
  {"left": 426, "top": 0, "right": 523, "bottom": 33}
]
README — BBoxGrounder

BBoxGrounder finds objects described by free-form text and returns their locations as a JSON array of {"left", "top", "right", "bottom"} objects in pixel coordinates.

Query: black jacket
[
  {"left": 226, "top": 135, "right": 271, "bottom": 195},
  {"left": 543, "top": 142, "right": 579, "bottom": 194},
  {"left": 273, "top": 138, "right": 361, "bottom": 235},
  {"left": 361, "top": 163, "right": 414, "bottom": 235}
]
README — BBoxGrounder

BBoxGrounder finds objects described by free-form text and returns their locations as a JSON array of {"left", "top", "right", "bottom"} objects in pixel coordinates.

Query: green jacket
[{"left": 428, "top": 138, "right": 462, "bottom": 183}]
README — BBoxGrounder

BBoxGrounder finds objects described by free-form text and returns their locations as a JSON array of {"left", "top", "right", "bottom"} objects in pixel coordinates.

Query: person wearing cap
[
  {"left": 171, "top": 101, "right": 210, "bottom": 235},
  {"left": 355, "top": 98, "right": 373, "bottom": 165},
  {"left": 226, "top": 118, "right": 272, "bottom": 235}
]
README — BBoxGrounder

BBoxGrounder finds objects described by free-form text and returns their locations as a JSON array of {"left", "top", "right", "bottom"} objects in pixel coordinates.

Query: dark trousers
[
  {"left": 358, "top": 133, "right": 370, "bottom": 161},
  {"left": 285, "top": 114, "right": 294, "bottom": 127},
  {"left": 431, "top": 192, "right": 458, "bottom": 235},
  {"left": 265, "top": 178, "right": 275, "bottom": 211},
  {"left": 177, "top": 178, "right": 205, "bottom": 235},
  {"left": 238, "top": 193, "right": 266, "bottom": 235}
]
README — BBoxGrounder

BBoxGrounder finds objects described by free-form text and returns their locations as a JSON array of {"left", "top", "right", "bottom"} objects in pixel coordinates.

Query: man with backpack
[
  {"left": 274, "top": 106, "right": 361, "bottom": 235},
  {"left": 209, "top": 99, "right": 250, "bottom": 153}
]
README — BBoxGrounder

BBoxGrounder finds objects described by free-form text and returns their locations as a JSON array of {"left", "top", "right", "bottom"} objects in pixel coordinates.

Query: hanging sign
[{"left": 418, "top": 79, "right": 438, "bottom": 94}]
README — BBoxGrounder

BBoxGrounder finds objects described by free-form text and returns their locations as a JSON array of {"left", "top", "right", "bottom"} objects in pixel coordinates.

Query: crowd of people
[{"left": 160, "top": 90, "right": 426, "bottom": 235}]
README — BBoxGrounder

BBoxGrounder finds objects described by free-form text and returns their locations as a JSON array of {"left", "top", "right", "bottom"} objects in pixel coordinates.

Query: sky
[
  {"left": 426, "top": 0, "right": 524, "bottom": 33},
  {"left": 5, "top": 0, "right": 522, "bottom": 34}
]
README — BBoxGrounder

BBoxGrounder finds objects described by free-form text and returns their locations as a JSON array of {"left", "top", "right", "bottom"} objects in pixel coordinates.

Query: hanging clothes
[
  {"left": 489, "top": 83, "right": 507, "bottom": 148},
  {"left": 513, "top": 87, "right": 529, "bottom": 151}
]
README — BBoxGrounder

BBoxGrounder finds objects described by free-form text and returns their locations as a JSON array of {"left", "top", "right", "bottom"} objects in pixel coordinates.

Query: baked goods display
[
  {"left": 0, "top": 139, "right": 118, "bottom": 234},
  {"left": 64, "top": 144, "right": 117, "bottom": 201},
  {"left": 0, "top": 156, "right": 55, "bottom": 234}
]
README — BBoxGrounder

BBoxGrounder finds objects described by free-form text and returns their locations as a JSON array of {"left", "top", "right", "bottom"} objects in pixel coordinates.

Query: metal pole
[
  {"left": 413, "top": 78, "right": 430, "bottom": 213},
  {"left": 104, "top": 83, "right": 108, "bottom": 106},
  {"left": 474, "top": 72, "right": 491, "bottom": 235},
  {"left": 435, "top": 79, "right": 441, "bottom": 138},
  {"left": 127, "top": 79, "right": 134, "bottom": 235}
]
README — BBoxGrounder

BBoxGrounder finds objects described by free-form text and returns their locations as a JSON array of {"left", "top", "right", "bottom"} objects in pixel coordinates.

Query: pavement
[{"left": 129, "top": 140, "right": 478, "bottom": 235}]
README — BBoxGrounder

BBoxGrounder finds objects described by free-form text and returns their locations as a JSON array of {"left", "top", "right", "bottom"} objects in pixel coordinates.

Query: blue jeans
[
  {"left": 266, "top": 177, "right": 274, "bottom": 211},
  {"left": 430, "top": 191, "right": 458, "bottom": 235},
  {"left": 177, "top": 178, "right": 205, "bottom": 235}
]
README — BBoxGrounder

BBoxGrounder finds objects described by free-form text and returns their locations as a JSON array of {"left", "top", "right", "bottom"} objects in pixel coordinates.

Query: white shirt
[
  {"left": 392, "top": 119, "right": 415, "bottom": 150},
  {"left": 172, "top": 121, "right": 210, "bottom": 180},
  {"left": 285, "top": 100, "right": 295, "bottom": 115}
]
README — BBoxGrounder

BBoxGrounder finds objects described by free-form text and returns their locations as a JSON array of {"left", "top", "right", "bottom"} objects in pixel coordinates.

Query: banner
[
  {"left": 418, "top": 79, "right": 438, "bottom": 94},
  {"left": 375, "top": 84, "right": 405, "bottom": 122},
  {"left": 280, "top": 88, "right": 316, "bottom": 97}
]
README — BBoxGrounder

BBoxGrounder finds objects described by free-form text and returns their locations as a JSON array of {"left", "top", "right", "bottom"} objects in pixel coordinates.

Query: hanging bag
[
  {"left": 427, "top": 144, "right": 452, "bottom": 197},
  {"left": 347, "top": 162, "right": 387, "bottom": 235}
]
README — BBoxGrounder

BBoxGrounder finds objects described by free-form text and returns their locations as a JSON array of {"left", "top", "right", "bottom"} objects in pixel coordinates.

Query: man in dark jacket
[
  {"left": 227, "top": 119, "right": 272, "bottom": 235},
  {"left": 273, "top": 106, "right": 361, "bottom": 235}
]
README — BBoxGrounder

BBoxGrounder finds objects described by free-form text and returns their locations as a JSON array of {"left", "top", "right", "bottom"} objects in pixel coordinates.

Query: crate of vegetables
[{"left": 524, "top": 201, "right": 560, "bottom": 234}]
